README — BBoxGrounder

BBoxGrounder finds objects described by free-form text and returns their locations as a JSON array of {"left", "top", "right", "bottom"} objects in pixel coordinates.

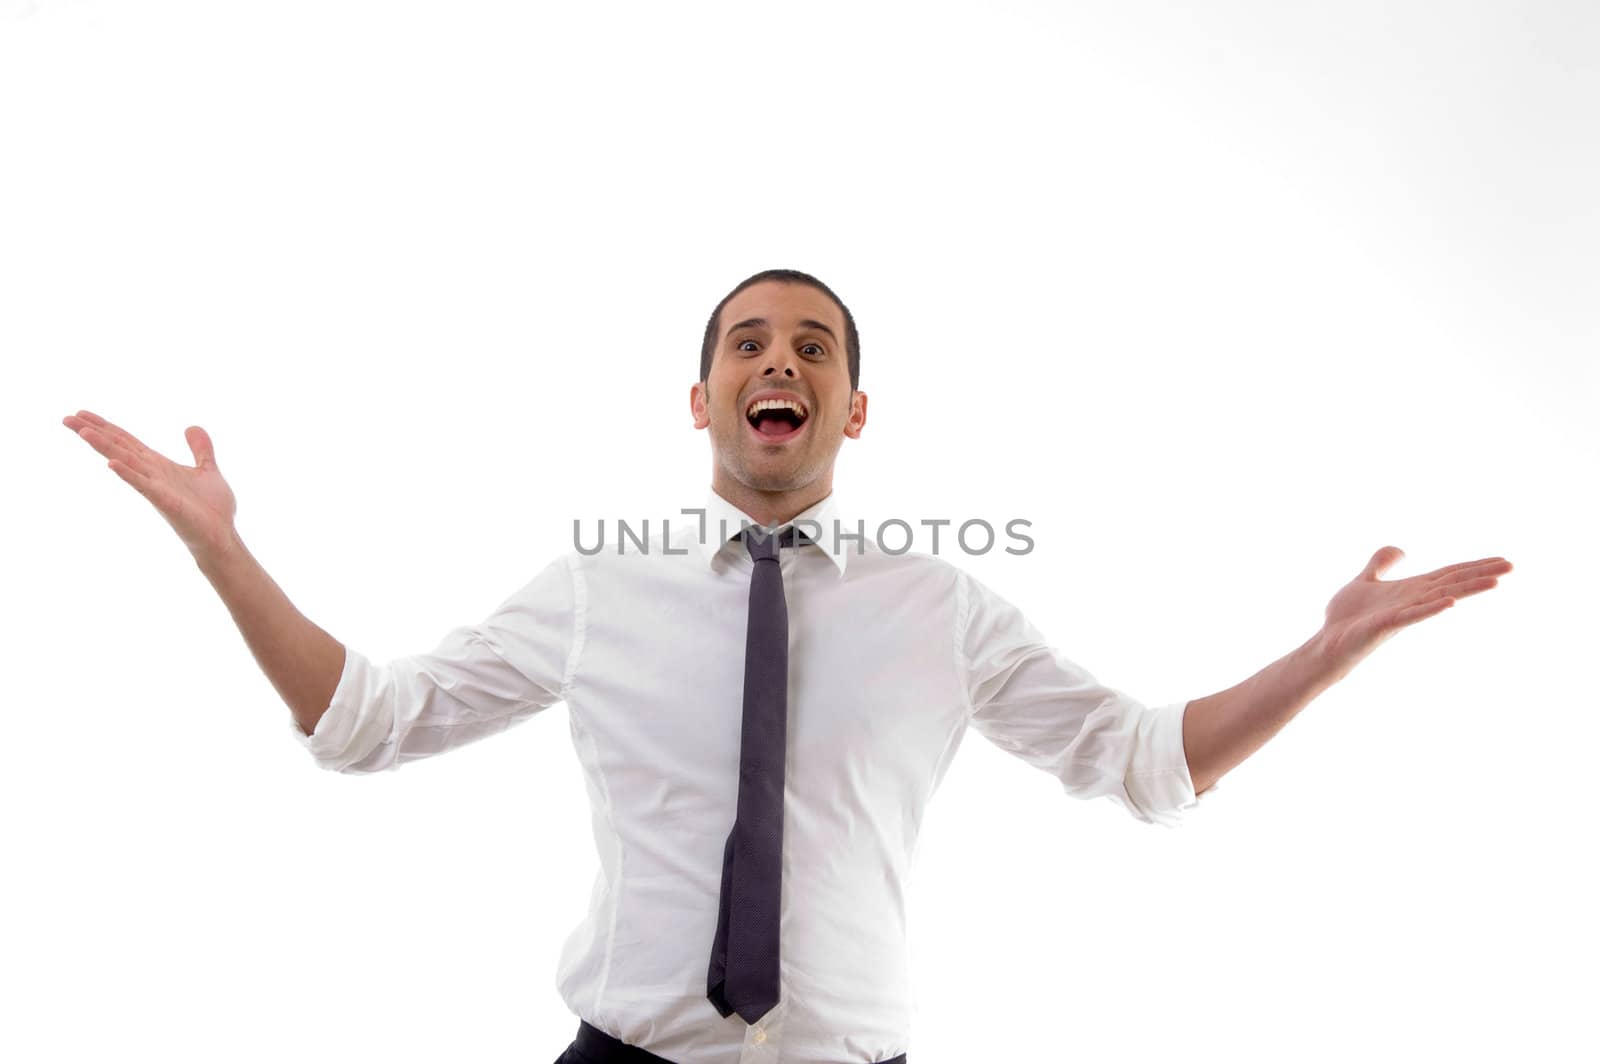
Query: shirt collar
[{"left": 693, "top": 486, "right": 850, "bottom": 578}]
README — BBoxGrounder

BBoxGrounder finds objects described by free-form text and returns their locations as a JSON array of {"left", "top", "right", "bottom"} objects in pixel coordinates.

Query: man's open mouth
[{"left": 744, "top": 397, "right": 809, "bottom": 443}]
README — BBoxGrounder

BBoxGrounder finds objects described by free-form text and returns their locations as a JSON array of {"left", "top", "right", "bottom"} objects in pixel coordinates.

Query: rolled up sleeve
[
  {"left": 956, "top": 569, "right": 1216, "bottom": 828},
  {"left": 1120, "top": 698, "right": 1218, "bottom": 828},
  {"left": 289, "top": 553, "right": 579, "bottom": 774}
]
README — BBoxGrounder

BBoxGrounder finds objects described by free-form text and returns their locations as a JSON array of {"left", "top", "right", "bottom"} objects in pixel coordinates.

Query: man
[{"left": 62, "top": 267, "right": 1512, "bottom": 1064}]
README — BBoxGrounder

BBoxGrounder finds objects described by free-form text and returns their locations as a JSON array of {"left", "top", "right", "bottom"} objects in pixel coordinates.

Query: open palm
[
  {"left": 63, "top": 409, "right": 237, "bottom": 558},
  {"left": 1319, "top": 545, "right": 1512, "bottom": 672}
]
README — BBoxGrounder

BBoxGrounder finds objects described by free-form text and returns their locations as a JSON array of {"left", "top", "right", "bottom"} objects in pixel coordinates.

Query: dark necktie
[{"left": 706, "top": 524, "right": 809, "bottom": 1025}]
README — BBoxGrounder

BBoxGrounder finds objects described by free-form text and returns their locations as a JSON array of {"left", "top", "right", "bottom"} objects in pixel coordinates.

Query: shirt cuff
[
  {"left": 286, "top": 645, "right": 380, "bottom": 771},
  {"left": 1121, "top": 699, "right": 1218, "bottom": 828}
]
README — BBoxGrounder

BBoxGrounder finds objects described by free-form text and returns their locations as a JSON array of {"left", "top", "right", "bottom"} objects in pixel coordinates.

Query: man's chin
[
  {"left": 728, "top": 460, "right": 813, "bottom": 494},
  {"left": 744, "top": 474, "right": 808, "bottom": 494}
]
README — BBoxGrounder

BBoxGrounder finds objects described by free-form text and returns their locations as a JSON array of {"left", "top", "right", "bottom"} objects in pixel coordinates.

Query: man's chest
[{"left": 566, "top": 558, "right": 968, "bottom": 790}]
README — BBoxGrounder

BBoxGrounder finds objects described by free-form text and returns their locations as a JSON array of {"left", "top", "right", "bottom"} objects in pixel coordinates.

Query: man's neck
[{"left": 711, "top": 476, "right": 832, "bottom": 530}]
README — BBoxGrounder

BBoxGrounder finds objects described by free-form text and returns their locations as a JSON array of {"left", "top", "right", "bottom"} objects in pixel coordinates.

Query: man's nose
[{"left": 759, "top": 351, "right": 800, "bottom": 377}]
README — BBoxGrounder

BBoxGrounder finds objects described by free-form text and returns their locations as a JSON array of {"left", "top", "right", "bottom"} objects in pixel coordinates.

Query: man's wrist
[{"left": 193, "top": 526, "right": 248, "bottom": 580}]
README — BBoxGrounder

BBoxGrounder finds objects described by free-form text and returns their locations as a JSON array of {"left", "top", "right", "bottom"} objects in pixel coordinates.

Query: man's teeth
[{"left": 745, "top": 398, "right": 808, "bottom": 421}]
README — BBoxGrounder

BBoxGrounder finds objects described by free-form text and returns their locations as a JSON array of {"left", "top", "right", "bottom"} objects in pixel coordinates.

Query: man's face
[{"left": 691, "top": 280, "right": 866, "bottom": 495}]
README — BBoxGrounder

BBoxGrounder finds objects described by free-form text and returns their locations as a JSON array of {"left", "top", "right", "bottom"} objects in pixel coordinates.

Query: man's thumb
[{"left": 186, "top": 425, "right": 217, "bottom": 469}]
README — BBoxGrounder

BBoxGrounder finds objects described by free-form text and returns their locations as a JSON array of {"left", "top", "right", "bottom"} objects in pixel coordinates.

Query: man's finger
[
  {"left": 75, "top": 425, "right": 142, "bottom": 469},
  {"left": 70, "top": 410, "right": 153, "bottom": 460},
  {"left": 185, "top": 425, "right": 217, "bottom": 469},
  {"left": 1424, "top": 558, "right": 1513, "bottom": 588}
]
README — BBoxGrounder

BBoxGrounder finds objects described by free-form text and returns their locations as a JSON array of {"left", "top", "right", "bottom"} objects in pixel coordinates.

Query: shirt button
[{"left": 753, "top": 1029, "right": 767, "bottom": 1044}]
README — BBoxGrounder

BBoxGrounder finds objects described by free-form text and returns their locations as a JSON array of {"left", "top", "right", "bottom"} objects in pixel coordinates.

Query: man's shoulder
[{"left": 835, "top": 536, "right": 966, "bottom": 582}]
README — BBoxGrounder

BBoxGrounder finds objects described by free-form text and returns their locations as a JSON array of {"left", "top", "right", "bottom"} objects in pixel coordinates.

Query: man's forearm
[
  {"left": 193, "top": 530, "right": 346, "bottom": 737},
  {"left": 1181, "top": 630, "right": 1345, "bottom": 795}
]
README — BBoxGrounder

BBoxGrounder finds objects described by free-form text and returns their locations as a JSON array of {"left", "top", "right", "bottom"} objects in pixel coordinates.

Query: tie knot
[{"left": 740, "top": 524, "right": 809, "bottom": 563}]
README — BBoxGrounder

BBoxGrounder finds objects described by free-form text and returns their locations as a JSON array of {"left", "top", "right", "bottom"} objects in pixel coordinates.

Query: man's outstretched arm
[
  {"left": 64, "top": 409, "right": 348, "bottom": 735},
  {"left": 1180, "top": 546, "right": 1512, "bottom": 795}
]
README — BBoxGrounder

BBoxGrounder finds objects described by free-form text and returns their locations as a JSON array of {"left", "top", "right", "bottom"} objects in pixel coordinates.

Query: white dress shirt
[{"left": 291, "top": 487, "right": 1212, "bottom": 1064}]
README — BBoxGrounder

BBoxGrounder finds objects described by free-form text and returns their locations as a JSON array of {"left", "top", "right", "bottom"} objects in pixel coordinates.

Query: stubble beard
[{"left": 712, "top": 415, "right": 819, "bottom": 494}]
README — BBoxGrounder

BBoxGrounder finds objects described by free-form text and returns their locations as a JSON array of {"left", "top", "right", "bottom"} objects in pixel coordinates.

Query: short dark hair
[{"left": 700, "top": 268, "right": 860, "bottom": 392}]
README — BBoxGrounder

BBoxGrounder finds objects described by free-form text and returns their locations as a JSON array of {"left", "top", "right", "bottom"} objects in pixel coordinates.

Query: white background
[{"left": 5, "top": 1, "right": 1596, "bottom": 1061}]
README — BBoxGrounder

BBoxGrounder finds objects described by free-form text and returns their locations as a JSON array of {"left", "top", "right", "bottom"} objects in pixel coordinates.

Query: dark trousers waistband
[
  {"left": 568, "top": 1018, "right": 677, "bottom": 1063},
  {"left": 563, "top": 1018, "right": 908, "bottom": 1064}
]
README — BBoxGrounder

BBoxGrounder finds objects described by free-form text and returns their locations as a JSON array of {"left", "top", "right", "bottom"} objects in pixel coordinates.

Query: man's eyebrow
[{"left": 726, "top": 317, "right": 839, "bottom": 344}]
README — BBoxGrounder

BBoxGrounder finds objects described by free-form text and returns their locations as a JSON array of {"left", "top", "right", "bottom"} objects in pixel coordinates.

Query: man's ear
[
  {"left": 843, "top": 390, "right": 868, "bottom": 439},
  {"left": 690, "top": 381, "right": 710, "bottom": 429}
]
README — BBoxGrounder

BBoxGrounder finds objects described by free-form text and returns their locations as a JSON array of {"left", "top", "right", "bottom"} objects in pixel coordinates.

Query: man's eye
[{"left": 734, "top": 339, "right": 825, "bottom": 356}]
